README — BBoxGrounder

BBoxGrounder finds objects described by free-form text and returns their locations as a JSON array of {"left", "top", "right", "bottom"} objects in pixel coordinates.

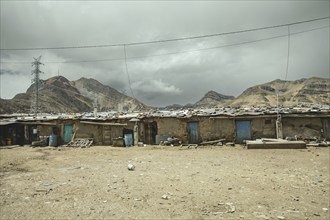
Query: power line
[
  {"left": 285, "top": 25, "right": 291, "bottom": 81},
  {"left": 128, "top": 25, "right": 328, "bottom": 60},
  {"left": 1, "top": 16, "right": 329, "bottom": 51},
  {"left": 1, "top": 25, "right": 328, "bottom": 65},
  {"left": 277, "top": 25, "right": 292, "bottom": 137},
  {"left": 123, "top": 45, "right": 136, "bottom": 99},
  {"left": 30, "top": 56, "right": 44, "bottom": 115}
]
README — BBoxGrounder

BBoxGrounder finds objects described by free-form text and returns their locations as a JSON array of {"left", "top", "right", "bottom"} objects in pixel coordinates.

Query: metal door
[
  {"left": 103, "top": 126, "right": 111, "bottom": 145},
  {"left": 236, "top": 120, "right": 251, "bottom": 143},
  {"left": 188, "top": 122, "right": 199, "bottom": 144},
  {"left": 29, "top": 125, "right": 38, "bottom": 143},
  {"left": 124, "top": 133, "right": 133, "bottom": 147},
  {"left": 322, "top": 118, "right": 330, "bottom": 140},
  {"left": 63, "top": 124, "right": 73, "bottom": 144},
  {"left": 123, "top": 128, "right": 134, "bottom": 147}
]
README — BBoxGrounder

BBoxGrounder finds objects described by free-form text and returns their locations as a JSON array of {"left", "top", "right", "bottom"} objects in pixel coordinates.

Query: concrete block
[{"left": 246, "top": 140, "right": 306, "bottom": 149}]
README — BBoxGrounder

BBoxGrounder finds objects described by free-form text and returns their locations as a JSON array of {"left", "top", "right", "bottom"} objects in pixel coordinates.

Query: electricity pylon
[{"left": 30, "top": 56, "right": 44, "bottom": 115}]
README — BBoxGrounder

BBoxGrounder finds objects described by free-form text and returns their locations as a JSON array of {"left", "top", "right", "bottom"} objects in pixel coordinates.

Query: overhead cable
[
  {"left": 123, "top": 44, "right": 136, "bottom": 99},
  {"left": 0, "top": 16, "right": 329, "bottom": 51},
  {"left": 1, "top": 25, "right": 328, "bottom": 64},
  {"left": 285, "top": 25, "right": 291, "bottom": 81}
]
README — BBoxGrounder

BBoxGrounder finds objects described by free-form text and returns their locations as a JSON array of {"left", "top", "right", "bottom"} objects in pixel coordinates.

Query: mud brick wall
[
  {"left": 155, "top": 118, "right": 188, "bottom": 143},
  {"left": 282, "top": 117, "right": 323, "bottom": 139},
  {"left": 37, "top": 125, "right": 54, "bottom": 137},
  {"left": 200, "top": 117, "right": 235, "bottom": 142},
  {"left": 251, "top": 118, "right": 276, "bottom": 139},
  {"left": 76, "top": 121, "right": 132, "bottom": 145},
  {"left": 76, "top": 123, "right": 100, "bottom": 142}
]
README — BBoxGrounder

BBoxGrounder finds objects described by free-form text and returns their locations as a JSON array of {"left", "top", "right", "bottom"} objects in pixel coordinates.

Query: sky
[{"left": 0, "top": 1, "right": 329, "bottom": 107}]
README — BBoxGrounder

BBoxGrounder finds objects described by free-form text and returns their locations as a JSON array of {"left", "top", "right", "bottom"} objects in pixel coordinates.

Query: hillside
[
  {"left": 228, "top": 77, "right": 330, "bottom": 107},
  {"left": 0, "top": 76, "right": 147, "bottom": 114},
  {"left": 1, "top": 76, "right": 329, "bottom": 114},
  {"left": 72, "top": 77, "right": 146, "bottom": 111},
  {"left": 194, "top": 90, "right": 235, "bottom": 108}
]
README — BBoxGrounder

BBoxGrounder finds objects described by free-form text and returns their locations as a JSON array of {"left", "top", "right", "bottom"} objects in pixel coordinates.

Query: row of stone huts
[{"left": 0, "top": 108, "right": 329, "bottom": 146}]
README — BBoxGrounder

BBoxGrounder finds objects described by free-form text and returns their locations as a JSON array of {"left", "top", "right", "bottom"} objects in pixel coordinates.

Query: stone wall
[
  {"left": 251, "top": 117, "right": 276, "bottom": 139},
  {"left": 200, "top": 117, "right": 235, "bottom": 142},
  {"left": 282, "top": 117, "right": 323, "bottom": 139}
]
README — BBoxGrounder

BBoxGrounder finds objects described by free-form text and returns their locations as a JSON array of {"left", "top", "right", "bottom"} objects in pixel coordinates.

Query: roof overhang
[{"left": 80, "top": 121, "right": 127, "bottom": 126}]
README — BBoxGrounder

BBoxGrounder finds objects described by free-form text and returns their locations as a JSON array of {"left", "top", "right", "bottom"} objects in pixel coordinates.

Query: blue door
[
  {"left": 236, "top": 120, "right": 251, "bottom": 143},
  {"left": 188, "top": 122, "right": 199, "bottom": 144},
  {"left": 63, "top": 124, "right": 73, "bottom": 144},
  {"left": 124, "top": 133, "right": 133, "bottom": 147}
]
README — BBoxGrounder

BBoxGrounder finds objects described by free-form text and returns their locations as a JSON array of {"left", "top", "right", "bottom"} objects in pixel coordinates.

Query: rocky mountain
[
  {"left": 194, "top": 91, "right": 235, "bottom": 107},
  {"left": 163, "top": 104, "right": 184, "bottom": 110},
  {"left": 164, "top": 77, "right": 329, "bottom": 109},
  {"left": 0, "top": 76, "right": 147, "bottom": 114},
  {"left": 228, "top": 77, "right": 330, "bottom": 107},
  {"left": 1, "top": 76, "right": 328, "bottom": 114},
  {"left": 163, "top": 91, "right": 234, "bottom": 110},
  {"left": 72, "top": 77, "right": 146, "bottom": 111}
]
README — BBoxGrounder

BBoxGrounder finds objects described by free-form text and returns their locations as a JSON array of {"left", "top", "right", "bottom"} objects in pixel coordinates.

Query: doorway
[
  {"left": 144, "top": 121, "right": 158, "bottom": 145},
  {"left": 123, "top": 128, "right": 133, "bottom": 147},
  {"left": 321, "top": 118, "right": 330, "bottom": 140},
  {"left": 235, "top": 120, "right": 251, "bottom": 143},
  {"left": 187, "top": 122, "right": 199, "bottom": 144},
  {"left": 28, "top": 125, "right": 38, "bottom": 143},
  {"left": 63, "top": 124, "right": 73, "bottom": 144}
]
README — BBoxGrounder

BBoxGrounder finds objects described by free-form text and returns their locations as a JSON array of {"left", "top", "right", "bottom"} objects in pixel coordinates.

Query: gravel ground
[{"left": 0, "top": 145, "right": 329, "bottom": 220}]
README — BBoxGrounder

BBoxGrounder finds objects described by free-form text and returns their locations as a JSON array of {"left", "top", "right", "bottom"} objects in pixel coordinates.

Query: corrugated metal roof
[{"left": 0, "top": 104, "right": 329, "bottom": 123}]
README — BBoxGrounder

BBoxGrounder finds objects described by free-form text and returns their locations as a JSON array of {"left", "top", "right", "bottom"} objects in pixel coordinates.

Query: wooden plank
[{"left": 199, "top": 139, "right": 225, "bottom": 145}]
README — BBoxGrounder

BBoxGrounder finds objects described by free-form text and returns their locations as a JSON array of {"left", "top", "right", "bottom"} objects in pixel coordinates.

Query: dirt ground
[{"left": 0, "top": 145, "right": 329, "bottom": 220}]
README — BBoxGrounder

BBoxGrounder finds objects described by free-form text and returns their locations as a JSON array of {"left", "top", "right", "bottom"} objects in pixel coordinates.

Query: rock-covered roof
[{"left": 0, "top": 104, "right": 329, "bottom": 124}]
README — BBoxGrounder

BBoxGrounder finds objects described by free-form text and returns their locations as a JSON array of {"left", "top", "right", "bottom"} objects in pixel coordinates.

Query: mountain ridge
[
  {"left": 228, "top": 77, "right": 330, "bottom": 107},
  {"left": 0, "top": 76, "right": 147, "bottom": 114},
  {"left": 194, "top": 90, "right": 235, "bottom": 108},
  {"left": 0, "top": 76, "right": 329, "bottom": 114}
]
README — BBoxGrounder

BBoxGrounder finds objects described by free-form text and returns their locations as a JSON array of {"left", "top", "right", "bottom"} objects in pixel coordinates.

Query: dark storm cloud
[
  {"left": 0, "top": 68, "right": 21, "bottom": 76},
  {"left": 0, "top": 1, "right": 329, "bottom": 106}
]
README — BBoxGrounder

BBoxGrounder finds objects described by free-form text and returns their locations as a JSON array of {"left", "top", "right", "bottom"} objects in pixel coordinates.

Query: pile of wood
[{"left": 66, "top": 138, "right": 93, "bottom": 148}]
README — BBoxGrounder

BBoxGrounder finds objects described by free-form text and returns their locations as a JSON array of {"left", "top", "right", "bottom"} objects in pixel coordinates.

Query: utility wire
[
  {"left": 285, "top": 25, "right": 291, "bottom": 81},
  {"left": 1, "top": 25, "right": 328, "bottom": 65},
  {"left": 123, "top": 44, "right": 136, "bottom": 99},
  {"left": 277, "top": 25, "right": 291, "bottom": 116},
  {"left": 0, "top": 16, "right": 329, "bottom": 51}
]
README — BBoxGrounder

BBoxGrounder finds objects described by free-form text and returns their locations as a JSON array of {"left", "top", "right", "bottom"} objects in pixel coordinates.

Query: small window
[{"left": 265, "top": 119, "right": 272, "bottom": 125}]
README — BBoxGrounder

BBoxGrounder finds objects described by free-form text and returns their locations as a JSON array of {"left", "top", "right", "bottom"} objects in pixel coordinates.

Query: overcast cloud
[{"left": 0, "top": 1, "right": 329, "bottom": 107}]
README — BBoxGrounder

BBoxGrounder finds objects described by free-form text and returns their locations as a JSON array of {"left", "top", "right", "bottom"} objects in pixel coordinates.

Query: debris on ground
[
  {"left": 179, "top": 144, "right": 198, "bottom": 150},
  {"left": 137, "top": 142, "right": 146, "bottom": 147},
  {"left": 66, "top": 138, "right": 93, "bottom": 148},
  {"left": 199, "top": 139, "right": 226, "bottom": 146},
  {"left": 127, "top": 163, "right": 135, "bottom": 171},
  {"left": 160, "top": 137, "right": 181, "bottom": 146},
  {"left": 161, "top": 192, "right": 173, "bottom": 200},
  {"left": 31, "top": 137, "right": 48, "bottom": 147}
]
